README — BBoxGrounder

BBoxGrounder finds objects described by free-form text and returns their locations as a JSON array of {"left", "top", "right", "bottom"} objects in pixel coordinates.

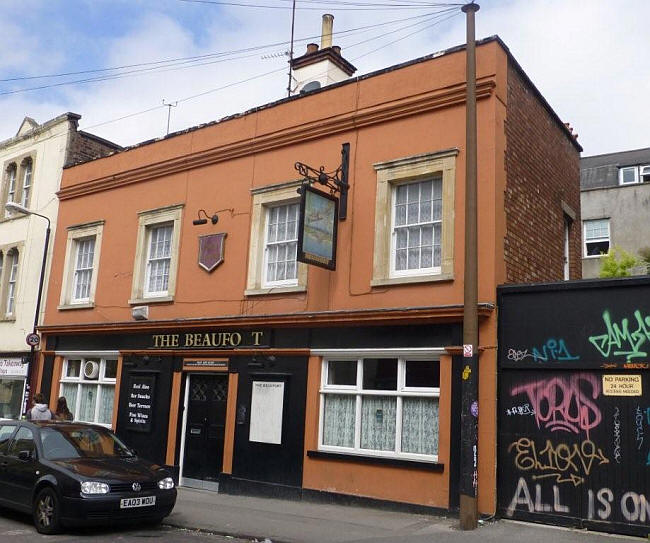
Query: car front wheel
[{"left": 33, "top": 487, "right": 62, "bottom": 535}]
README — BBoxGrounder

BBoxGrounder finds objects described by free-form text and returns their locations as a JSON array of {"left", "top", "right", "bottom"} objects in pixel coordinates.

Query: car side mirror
[{"left": 18, "top": 450, "right": 33, "bottom": 461}]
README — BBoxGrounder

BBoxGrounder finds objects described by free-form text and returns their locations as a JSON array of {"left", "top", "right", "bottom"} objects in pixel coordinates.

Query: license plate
[{"left": 120, "top": 496, "right": 156, "bottom": 509}]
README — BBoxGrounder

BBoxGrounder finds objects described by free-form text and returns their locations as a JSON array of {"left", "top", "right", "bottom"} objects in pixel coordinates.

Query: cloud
[{"left": 0, "top": 0, "right": 647, "bottom": 155}]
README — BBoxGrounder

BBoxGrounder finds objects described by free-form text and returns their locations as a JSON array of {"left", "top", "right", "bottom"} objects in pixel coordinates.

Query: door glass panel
[
  {"left": 191, "top": 381, "right": 208, "bottom": 401},
  {"left": 212, "top": 380, "right": 228, "bottom": 402}
]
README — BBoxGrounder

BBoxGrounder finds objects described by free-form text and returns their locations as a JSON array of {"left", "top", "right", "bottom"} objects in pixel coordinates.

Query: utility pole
[{"left": 460, "top": 0, "right": 480, "bottom": 531}]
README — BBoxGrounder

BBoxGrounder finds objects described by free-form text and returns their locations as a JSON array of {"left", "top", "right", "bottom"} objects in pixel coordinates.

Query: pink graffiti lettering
[{"left": 510, "top": 373, "right": 602, "bottom": 439}]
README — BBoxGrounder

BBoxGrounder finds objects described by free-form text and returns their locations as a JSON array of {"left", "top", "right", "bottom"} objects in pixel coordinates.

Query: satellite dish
[{"left": 301, "top": 81, "right": 321, "bottom": 94}]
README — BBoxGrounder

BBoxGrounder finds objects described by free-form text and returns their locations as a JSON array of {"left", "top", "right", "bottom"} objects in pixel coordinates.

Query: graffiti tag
[
  {"left": 509, "top": 437, "right": 609, "bottom": 486},
  {"left": 508, "top": 481, "right": 650, "bottom": 524},
  {"left": 506, "top": 403, "right": 536, "bottom": 416},
  {"left": 636, "top": 406, "right": 644, "bottom": 451},
  {"left": 507, "top": 349, "right": 533, "bottom": 362},
  {"left": 510, "top": 373, "right": 602, "bottom": 438},
  {"left": 613, "top": 407, "right": 622, "bottom": 464},
  {"left": 530, "top": 339, "right": 580, "bottom": 363},
  {"left": 589, "top": 310, "right": 650, "bottom": 362},
  {"left": 507, "top": 339, "right": 579, "bottom": 364}
]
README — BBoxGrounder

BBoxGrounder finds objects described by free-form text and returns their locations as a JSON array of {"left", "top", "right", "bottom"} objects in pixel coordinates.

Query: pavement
[{"left": 165, "top": 487, "right": 646, "bottom": 543}]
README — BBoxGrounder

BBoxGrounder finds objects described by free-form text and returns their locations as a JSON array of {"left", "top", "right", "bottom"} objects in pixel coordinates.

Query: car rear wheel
[{"left": 33, "top": 487, "right": 62, "bottom": 535}]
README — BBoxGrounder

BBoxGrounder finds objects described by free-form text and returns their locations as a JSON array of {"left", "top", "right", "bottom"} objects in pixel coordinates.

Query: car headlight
[
  {"left": 81, "top": 481, "right": 109, "bottom": 494},
  {"left": 158, "top": 477, "right": 175, "bottom": 490}
]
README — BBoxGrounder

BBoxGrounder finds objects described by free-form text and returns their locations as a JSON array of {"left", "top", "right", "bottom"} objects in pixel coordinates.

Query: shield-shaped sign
[{"left": 198, "top": 233, "right": 227, "bottom": 272}]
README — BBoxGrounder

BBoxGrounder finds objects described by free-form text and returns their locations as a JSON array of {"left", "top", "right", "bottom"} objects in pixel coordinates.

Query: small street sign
[
  {"left": 26, "top": 333, "right": 40, "bottom": 347},
  {"left": 463, "top": 344, "right": 473, "bottom": 357}
]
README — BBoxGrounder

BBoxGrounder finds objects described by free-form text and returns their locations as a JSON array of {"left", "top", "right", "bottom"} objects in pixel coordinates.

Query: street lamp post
[{"left": 5, "top": 201, "right": 51, "bottom": 415}]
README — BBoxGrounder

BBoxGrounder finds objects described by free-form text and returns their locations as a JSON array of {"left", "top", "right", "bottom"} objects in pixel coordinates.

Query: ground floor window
[
  {"left": 60, "top": 357, "right": 117, "bottom": 426},
  {"left": 319, "top": 356, "right": 440, "bottom": 461},
  {"left": 0, "top": 378, "right": 25, "bottom": 419}
]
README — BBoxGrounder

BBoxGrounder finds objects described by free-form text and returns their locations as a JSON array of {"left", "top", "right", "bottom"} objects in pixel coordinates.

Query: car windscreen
[{"left": 40, "top": 426, "right": 135, "bottom": 460}]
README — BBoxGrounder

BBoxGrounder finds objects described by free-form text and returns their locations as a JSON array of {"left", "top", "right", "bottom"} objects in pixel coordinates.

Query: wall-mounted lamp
[{"left": 193, "top": 209, "right": 219, "bottom": 226}]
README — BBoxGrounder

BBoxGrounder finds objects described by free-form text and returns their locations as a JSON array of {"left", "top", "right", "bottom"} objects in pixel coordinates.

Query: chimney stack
[
  {"left": 321, "top": 14, "right": 334, "bottom": 49},
  {"left": 289, "top": 13, "right": 356, "bottom": 96}
]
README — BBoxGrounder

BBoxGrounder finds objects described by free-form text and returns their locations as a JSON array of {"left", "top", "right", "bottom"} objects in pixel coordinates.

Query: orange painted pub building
[{"left": 35, "top": 36, "right": 581, "bottom": 516}]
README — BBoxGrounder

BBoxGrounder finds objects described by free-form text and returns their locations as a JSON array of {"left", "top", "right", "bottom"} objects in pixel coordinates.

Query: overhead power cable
[
  {"left": 0, "top": 9, "right": 453, "bottom": 90},
  {"left": 176, "top": 0, "right": 463, "bottom": 10},
  {"left": 4, "top": 6, "right": 462, "bottom": 138},
  {"left": 82, "top": 7, "right": 460, "bottom": 130}
]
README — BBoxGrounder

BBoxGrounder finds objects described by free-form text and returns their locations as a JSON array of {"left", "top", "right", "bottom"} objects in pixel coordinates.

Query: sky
[{"left": 0, "top": 0, "right": 648, "bottom": 157}]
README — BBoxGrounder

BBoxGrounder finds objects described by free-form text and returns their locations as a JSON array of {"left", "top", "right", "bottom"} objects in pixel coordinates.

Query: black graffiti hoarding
[
  {"left": 497, "top": 278, "right": 650, "bottom": 535},
  {"left": 498, "top": 370, "right": 650, "bottom": 534},
  {"left": 126, "top": 374, "right": 155, "bottom": 432},
  {"left": 498, "top": 278, "right": 650, "bottom": 370}
]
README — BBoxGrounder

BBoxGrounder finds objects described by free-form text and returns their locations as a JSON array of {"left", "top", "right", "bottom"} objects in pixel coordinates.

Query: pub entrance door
[{"left": 180, "top": 373, "right": 228, "bottom": 490}]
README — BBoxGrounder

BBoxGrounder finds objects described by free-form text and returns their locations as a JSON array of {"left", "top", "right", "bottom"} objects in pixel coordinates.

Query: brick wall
[
  {"left": 503, "top": 63, "right": 581, "bottom": 283},
  {"left": 65, "top": 131, "right": 119, "bottom": 167}
]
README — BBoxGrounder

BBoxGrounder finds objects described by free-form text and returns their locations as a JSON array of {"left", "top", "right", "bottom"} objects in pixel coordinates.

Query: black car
[{"left": 0, "top": 420, "right": 177, "bottom": 534}]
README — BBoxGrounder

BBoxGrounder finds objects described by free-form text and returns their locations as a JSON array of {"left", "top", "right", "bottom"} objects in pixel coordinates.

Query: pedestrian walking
[
  {"left": 54, "top": 396, "right": 73, "bottom": 421},
  {"left": 28, "top": 393, "right": 53, "bottom": 420}
]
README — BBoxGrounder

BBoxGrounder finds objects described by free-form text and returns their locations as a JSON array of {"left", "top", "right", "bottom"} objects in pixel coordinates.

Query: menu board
[
  {"left": 126, "top": 375, "right": 155, "bottom": 432},
  {"left": 249, "top": 381, "right": 284, "bottom": 444}
]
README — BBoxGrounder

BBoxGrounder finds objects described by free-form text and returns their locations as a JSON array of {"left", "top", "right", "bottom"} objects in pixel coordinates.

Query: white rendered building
[{"left": 0, "top": 113, "right": 119, "bottom": 417}]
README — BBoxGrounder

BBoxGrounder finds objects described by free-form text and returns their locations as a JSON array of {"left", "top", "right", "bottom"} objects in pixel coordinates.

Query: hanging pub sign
[
  {"left": 126, "top": 374, "right": 155, "bottom": 432},
  {"left": 297, "top": 185, "right": 338, "bottom": 270}
]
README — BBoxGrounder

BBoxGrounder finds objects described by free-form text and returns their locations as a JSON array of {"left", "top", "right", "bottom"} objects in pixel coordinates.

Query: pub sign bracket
[{"left": 294, "top": 142, "right": 350, "bottom": 220}]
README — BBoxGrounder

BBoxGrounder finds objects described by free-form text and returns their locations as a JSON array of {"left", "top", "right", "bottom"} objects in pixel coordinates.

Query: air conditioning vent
[{"left": 83, "top": 361, "right": 100, "bottom": 380}]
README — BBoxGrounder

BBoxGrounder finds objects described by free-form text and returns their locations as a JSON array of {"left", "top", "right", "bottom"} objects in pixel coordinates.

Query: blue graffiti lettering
[{"left": 530, "top": 338, "right": 580, "bottom": 363}]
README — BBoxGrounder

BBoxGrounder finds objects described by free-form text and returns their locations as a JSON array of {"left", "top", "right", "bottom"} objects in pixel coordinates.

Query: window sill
[
  {"left": 0, "top": 215, "right": 25, "bottom": 223},
  {"left": 307, "top": 450, "right": 444, "bottom": 471},
  {"left": 58, "top": 302, "right": 95, "bottom": 311},
  {"left": 128, "top": 295, "right": 174, "bottom": 305},
  {"left": 245, "top": 285, "right": 306, "bottom": 296},
  {"left": 0, "top": 316, "right": 16, "bottom": 323},
  {"left": 371, "top": 273, "right": 453, "bottom": 287}
]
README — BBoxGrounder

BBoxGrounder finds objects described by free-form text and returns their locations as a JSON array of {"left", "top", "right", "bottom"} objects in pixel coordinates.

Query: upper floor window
[
  {"left": 130, "top": 204, "right": 183, "bottom": 304},
  {"left": 619, "top": 165, "right": 650, "bottom": 185},
  {"left": 73, "top": 237, "right": 96, "bottom": 302},
  {"left": 246, "top": 182, "right": 307, "bottom": 296},
  {"left": 60, "top": 221, "right": 104, "bottom": 309},
  {"left": 4, "top": 164, "right": 17, "bottom": 217},
  {"left": 372, "top": 150, "right": 457, "bottom": 286},
  {"left": 263, "top": 202, "right": 299, "bottom": 287},
  {"left": 5, "top": 248, "right": 19, "bottom": 317},
  {"left": 392, "top": 178, "right": 442, "bottom": 277},
  {"left": 20, "top": 158, "right": 32, "bottom": 208},
  {"left": 145, "top": 223, "right": 173, "bottom": 296},
  {"left": 583, "top": 218, "right": 610, "bottom": 257},
  {"left": 2, "top": 156, "right": 35, "bottom": 218}
]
